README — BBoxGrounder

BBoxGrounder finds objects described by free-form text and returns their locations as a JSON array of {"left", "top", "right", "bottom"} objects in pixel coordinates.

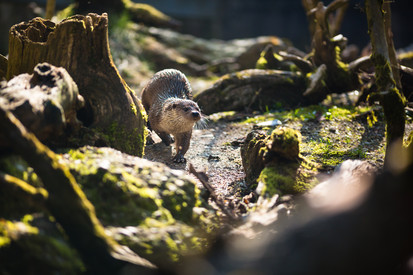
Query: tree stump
[
  {"left": 7, "top": 13, "right": 146, "bottom": 156},
  {"left": 0, "top": 63, "right": 83, "bottom": 149}
]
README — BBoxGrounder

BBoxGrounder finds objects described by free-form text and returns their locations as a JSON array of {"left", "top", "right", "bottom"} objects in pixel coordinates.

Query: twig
[{"left": 188, "top": 163, "right": 239, "bottom": 223}]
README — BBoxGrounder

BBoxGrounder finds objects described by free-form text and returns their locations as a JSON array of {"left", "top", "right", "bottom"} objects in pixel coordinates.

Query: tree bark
[
  {"left": 0, "top": 54, "right": 6, "bottom": 79},
  {"left": 7, "top": 13, "right": 146, "bottom": 156},
  {"left": 365, "top": 0, "right": 406, "bottom": 165},
  {"left": 45, "top": 0, "right": 56, "bottom": 19},
  {"left": 0, "top": 108, "right": 155, "bottom": 273},
  {"left": 0, "top": 63, "right": 83, "bottom": 149},
  {"left": 302, "top": 0, "right": 360, "bottom": 94}
]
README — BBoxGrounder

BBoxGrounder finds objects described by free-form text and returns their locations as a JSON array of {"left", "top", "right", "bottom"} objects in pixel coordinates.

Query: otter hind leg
[
  {"left": 157, "top": 131, "right": 174, "bottom": 146},
  {"left": 172, "top": 131, "right": 192, "bottom": 163}
]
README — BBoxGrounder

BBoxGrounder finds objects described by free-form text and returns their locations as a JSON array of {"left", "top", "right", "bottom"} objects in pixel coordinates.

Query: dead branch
[{"left": 189, "top": 163, "right": 239, "bottom": 223}]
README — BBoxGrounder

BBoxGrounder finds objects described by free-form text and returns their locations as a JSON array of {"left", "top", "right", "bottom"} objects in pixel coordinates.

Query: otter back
[
  {"left": 141, "top": 69, "right": 202, "bottom": 163},
  {"left": 142, "top": 69, "right": 192, "bottom": 112}
]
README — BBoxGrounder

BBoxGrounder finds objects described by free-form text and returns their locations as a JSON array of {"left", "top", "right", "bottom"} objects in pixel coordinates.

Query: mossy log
[
  {"left": 67, "top": 0, "right": 180, "bottom": 29},
  {"left": 365, "top": 0, "right": 406, "bottom": 164},
  {"left": 0, "top": 109, "right": 155, "bottom": 273},
  {"left": 7, "top": 13, "right": 146, "bottom": 156},
  {"left": 196, "top": 69, "right": 325, "bottom": 115},
  {"left": 0, "top": 63, "right": 83, "bottom": 149}
]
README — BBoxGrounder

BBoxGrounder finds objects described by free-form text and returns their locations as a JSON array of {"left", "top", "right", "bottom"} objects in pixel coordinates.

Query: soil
[
  {"left": 143, "top": 114, "right": 252, "bottom": 201},
  {"left": 143, "top": 104, "right": 413, "bottom": 205}
]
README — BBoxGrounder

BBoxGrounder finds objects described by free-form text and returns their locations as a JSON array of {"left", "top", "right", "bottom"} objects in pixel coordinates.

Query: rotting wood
[
  {"left": 0, "top": 63, "right": 83, "bottom": 149},
  {"left": 7, "top": 13, "right": 146, "bottom": 156}
]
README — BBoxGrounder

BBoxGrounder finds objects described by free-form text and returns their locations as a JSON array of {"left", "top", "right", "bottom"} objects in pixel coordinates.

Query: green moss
[
  {"left": 258, "top": 158, "right": 317, "bottom": 197},
  {"left": 256, "top": 55, "right": 268, "bottom": 69},
  {"left": 95, "top": 121, "right": 145, "bottom": 157},
  {"left": 109, "top": 10, "right": 132, "bottom": 32},
  {"left": 131, "top": 103, "right": 138, "bottom": 116},
  {"left": 0, "top": 217, "right": 84, "bottom": 273},
  {"left": 56, "top": 3, "right": 75, "bottom": 20},
  {"left": 208, "top": 111, "right": 237, "bottom": 122},
  {"left": 269, "top": 127, "right": 301, "bottom": 160}
]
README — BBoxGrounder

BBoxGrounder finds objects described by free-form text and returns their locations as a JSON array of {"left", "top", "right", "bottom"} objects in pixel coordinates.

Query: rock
[
  {"left": 0, "top": 146, "right": 218, "bottom": 269},
  {"left": 0, "top": 215, "right": 84, "bottom": 274},
  {"left": 58, "top": 146, "right": 217, "bottom": 265}
]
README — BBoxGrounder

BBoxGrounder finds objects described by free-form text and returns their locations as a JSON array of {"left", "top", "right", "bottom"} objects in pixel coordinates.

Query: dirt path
[{"left": 143, "top": 117, "right": 253, "bottom": 198}]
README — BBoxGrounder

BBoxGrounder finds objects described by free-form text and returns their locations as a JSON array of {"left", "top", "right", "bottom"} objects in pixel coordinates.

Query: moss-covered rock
[
  {"left": 1, "top": 146, "right": 217, "bottom": 267},
  {"left": 58, "top": 146, "right": 217, "bottom": 264},
  {"left": 0, "top": 215, "right": 84, "bottom": 274}
]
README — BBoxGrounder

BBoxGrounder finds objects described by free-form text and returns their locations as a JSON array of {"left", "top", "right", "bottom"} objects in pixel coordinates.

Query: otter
[{"left": 142, "top": 69, "right": 203, "bottom": 163}]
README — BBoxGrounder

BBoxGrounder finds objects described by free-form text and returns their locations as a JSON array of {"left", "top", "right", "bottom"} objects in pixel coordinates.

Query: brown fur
[{"left": 141, "top": 69, "right": 202, "bottom": 162}]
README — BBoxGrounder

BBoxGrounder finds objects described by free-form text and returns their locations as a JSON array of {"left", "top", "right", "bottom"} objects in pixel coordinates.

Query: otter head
[{"left": 161, "top": 98, "right": 203, "bottom": 134}]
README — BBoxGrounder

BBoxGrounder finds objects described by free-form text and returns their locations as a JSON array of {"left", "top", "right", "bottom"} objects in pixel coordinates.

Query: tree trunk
[
  {"left": 45, "top": 0, "right": 56, "bottom": 19},
  {"left": 0, "top": 54, "right": 6, "bottom": 79},
  {"left": 0, "top": 108, "right": 155, "bottom": 273},
  {"left": 0, "top": 63, "right": 83, "bottom": 149},
  {"left": 365, "top": 0, "right": 406, "bottom": 165},
  {"left": 7, "top": 13, "right": 146, "bottom": 156}
]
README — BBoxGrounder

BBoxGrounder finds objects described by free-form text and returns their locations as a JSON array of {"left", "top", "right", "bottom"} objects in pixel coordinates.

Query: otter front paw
[{"left": 172, "top": 153, "right": 186, "bottom": 163}]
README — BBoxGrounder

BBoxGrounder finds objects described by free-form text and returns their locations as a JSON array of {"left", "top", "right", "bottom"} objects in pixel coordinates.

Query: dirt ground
[
  {"left": 144, "top": 107, "right": 413, "bottom": 204},
  {"left": 143, "top": 115, "right": 252, "bottom": 200}
]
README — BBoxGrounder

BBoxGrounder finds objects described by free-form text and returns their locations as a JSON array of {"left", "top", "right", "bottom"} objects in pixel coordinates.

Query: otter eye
[
  {"left": 183, "top": 107, "right": 189, "bottom": 112},
  {"left": 172, "top": 104, "right": 177, "bottom": 109}
]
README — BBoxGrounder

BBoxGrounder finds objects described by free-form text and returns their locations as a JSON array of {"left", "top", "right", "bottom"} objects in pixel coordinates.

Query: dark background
[{"left": 0, "top": 0, "right": 412, "bottom": 55}]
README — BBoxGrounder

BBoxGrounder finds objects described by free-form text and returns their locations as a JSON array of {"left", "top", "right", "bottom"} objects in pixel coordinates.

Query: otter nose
[{"left": 192, "top": 111, "right": 200, "bottom": 118}]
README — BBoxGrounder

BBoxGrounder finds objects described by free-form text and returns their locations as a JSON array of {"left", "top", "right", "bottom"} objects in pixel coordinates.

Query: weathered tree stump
[
  {"left": 0, "top": 63, "right": 83, "bottom": 149},
  {"left": 7, "top": 13, "right": 146, "bottom": 156}
]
